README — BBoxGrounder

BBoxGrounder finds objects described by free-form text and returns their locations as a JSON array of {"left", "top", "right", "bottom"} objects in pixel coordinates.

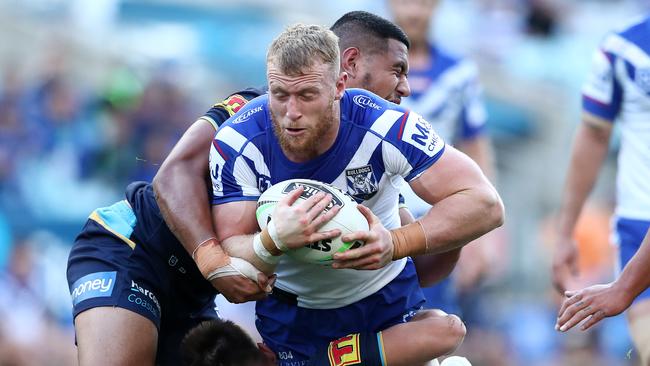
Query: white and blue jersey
[
  {"left": 582, "top": 16, "right": 650, "bottom": 302},
  {"left": 209, "top": 88, "right": 445, "bottom": 309},
  {"left": 399, "top": 45, "right": 487, "bottom": 219},
  {"left": 582, "top": 16, "right": 650, "bottom": 221},
  {"left": 400, "top": 45, "right": 487, "bottom": 145}
]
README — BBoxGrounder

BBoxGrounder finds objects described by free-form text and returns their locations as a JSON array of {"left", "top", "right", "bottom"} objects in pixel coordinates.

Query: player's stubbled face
[
  {"left": 354, "top": 39, "right": 410, "bottom": 105},
  {"left": 268, "top": 62, "right": 340, "bottom": 161}
]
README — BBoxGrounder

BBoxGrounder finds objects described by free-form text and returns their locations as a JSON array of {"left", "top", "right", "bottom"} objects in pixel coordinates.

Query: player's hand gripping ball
[{"left": 256, "top": 179, "right": 369, "bottom": 265}]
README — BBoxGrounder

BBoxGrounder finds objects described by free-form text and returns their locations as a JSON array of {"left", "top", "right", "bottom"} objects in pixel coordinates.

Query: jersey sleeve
[
  {"left": 209, "top": 98, "right": 270, "bottom": 205},
  {"left": 200, "top": 87, "right": 265, "bottom": 129},
  {"left": 459, "top": 61, "right": 488, "bottom": 140},
  {"left": 581, "top": 37, "right": 622, "bottom": 123},
  {"left": 384, "top": 110, "right": 446, "bottom": 182},
  {"left": 209, "top": 130, "right": 261, "bottom": 205}
]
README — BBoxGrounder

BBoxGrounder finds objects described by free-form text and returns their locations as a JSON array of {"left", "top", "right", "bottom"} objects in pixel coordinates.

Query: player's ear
[
  {"left": 335, "top": 71, "right": 348, "bottom": 100},
  {"left": 340, "top": 47, "right": 360, "bottom": 79}
]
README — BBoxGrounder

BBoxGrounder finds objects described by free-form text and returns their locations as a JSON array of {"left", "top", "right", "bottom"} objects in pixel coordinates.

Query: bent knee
[
  {"left": 432, "top": 313, "right": 466, "bottom": 355},
  {"left": 446, "top": 314, "right": 466, "bottom": 346}
]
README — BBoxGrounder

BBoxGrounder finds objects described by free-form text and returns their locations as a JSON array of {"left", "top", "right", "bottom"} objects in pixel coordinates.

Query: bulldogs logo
[{"left": 346, "top": 165, "right": 378, "bottom": 201}]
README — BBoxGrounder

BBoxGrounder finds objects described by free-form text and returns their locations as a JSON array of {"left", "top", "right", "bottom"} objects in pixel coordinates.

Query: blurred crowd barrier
[{"left": 0, "top": 1, "right": 647, "bottom": 365}]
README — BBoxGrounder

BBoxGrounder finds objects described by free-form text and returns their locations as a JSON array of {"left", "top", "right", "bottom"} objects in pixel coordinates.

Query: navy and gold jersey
[
  {"left": 66, "top": 88, "right": 263, "bottom": 365},
  {"left": 201, "top": 87, "right": 266, "bottom": 130}
]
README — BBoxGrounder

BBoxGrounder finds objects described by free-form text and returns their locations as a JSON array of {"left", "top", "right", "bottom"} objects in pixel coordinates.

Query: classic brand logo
[
  {"left": 70, "top": 271, "right": 116, "bottom": 306},
  {"left": 232, "top": 105, "right": 263, "bottom": 124},
  {"left": 352, "top": 95, "right": 381, "bottom": 110}
]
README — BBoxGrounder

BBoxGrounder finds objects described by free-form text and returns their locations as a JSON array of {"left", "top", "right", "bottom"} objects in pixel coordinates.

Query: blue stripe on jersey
[
  {"left": 406, "top": 145, "right": 445, "bottom": 182},
  {"left": 618, "top": 17, "right": 650, "bottom": 56},
  {"left": 582, "top": 51, "right": 622, "bottom": 122},
  {"left": 212, "top": 139, "right": 246, "bottom": 202}
]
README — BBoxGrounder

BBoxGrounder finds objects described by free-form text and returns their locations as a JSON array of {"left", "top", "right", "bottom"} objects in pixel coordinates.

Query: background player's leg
[
  {"left": 628, "top": 300, "right": 650, "bottom": 366},
  {"left": 381, "top": 309, "right": 466, "bottom": 366},
  {"left": 75, "top": 307, "right": 158, "bottom": 366}
]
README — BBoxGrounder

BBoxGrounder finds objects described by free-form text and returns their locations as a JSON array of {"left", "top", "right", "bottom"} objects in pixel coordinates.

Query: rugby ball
[{"left": 256, "top": 179, "right": 369, "bottom": 265}]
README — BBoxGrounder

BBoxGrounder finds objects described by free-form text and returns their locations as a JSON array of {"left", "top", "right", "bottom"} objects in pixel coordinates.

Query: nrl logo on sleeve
[
  {"left": 635, "top": 68, "right": 650, "bottom": 93},
  {"left": 352, "top": 95, "right": 381, "bottom": 110},
  {"left": 213, "top": 94, "right": 248, "bottom": 116},
  {"left": 346, "top": 165, "right": 378, "bottom": 201}
]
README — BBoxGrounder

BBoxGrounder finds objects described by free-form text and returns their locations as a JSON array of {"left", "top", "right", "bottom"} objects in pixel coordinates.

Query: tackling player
[
  {"left": 208, "top": 24, "right": 503, "bottom": 365},
  {"left": 551, "top": 16, "right": 650, "bottom": 364}
]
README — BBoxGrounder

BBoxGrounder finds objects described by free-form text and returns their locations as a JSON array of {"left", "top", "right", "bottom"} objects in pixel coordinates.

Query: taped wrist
[
  {"left": 254, "top": 232, "right": 282, "bottom": 264},
  {"left": 192, "top": 237, "right": 231, "bottom": 279},
  {"left": 266, "top": 220, "right": 289, "bottom": 252},
  {"left": 391, "top": 221, "right": 428, "bottom": 260},
  {"left": 205, "top": 257, "right": 262, "bottom": 282}
]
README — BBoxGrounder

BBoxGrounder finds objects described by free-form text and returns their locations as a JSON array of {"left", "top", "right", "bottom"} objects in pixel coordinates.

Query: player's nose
[
  {"left": 285, "top": 96, "right": 302, "bottom": 120},
  {"left": 396, "top": 75, "right": 411, "bottom": 98}
]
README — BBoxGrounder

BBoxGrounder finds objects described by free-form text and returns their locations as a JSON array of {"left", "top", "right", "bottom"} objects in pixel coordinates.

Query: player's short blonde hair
[{"left": 267, "top": 24, "right": 340, "bottom": 79}]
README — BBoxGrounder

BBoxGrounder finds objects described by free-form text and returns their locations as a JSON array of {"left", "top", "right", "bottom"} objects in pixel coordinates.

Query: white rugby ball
[{"left": 256, "top": 179, "right": 369, "bottom": 265}]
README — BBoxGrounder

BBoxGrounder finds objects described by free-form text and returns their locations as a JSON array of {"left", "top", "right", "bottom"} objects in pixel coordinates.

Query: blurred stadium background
[{"left": 0, "top": 0, "right": 648, "bottom": 365}]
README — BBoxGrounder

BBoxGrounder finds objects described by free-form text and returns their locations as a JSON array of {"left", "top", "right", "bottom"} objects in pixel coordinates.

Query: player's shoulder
[
  {"left": 202, "top": 87, "right": 266, "bottom": 129},
  {"left": 600, "top": 16, "right": 650, "bottom": 54},
  {"left": 341, "top": 88, "right": 407, "bottom": 125},
  {"left": 214, "top": 93, "right": 270, "bottom": 151},
  {"left": 340, "top": 89, "right": 443, "bottom": 153}
]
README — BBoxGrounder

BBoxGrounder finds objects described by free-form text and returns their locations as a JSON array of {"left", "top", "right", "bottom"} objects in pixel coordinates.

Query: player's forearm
[
  {"left": 219, "top": 234, "right": 278, "bottom": 275},
  {"left": 153, "top": 119, "right": 218, "bottom": 256},
  {"left": 557, "top": 121, "right": 611, "bottom": 237},
  {"left": 419, "top": 185, "right": 504, "bottom": 254},
  {"left": 154, "top": 167, "right": 215, "bottom": 254},
  {"left": 615, "top": 229, "right": 650, "bottom": 302}
]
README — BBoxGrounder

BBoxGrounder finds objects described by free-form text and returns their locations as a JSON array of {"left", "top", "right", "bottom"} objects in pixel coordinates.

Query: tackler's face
[
  {"left": 350, "top": 38, "right": 410, "bottom": 105},
  {"left": 267, "top": 60, "right": 346, "bottom": 159}
]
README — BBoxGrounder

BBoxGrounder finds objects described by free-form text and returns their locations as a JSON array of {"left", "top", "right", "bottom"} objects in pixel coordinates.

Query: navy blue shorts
[
  {"left": 615, "top": 217, "right": 650, "bottom": 303},
  {"left": 67, "top": 182, "right": 218, "bottom": 365},
  {"left": 256, "top": 259, "right": 425, "bottom": 366}
]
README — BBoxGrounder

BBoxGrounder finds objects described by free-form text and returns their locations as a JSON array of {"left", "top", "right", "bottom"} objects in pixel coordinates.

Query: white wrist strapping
[
  {"left": 253, "top": 233, "right": 281, "bottom": 265},
  {"left": 266, "top": 220, "right": 289, "bottom": 252},
  {"left": 206, "top": 257, "right": 261, "bottom": 282}
]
